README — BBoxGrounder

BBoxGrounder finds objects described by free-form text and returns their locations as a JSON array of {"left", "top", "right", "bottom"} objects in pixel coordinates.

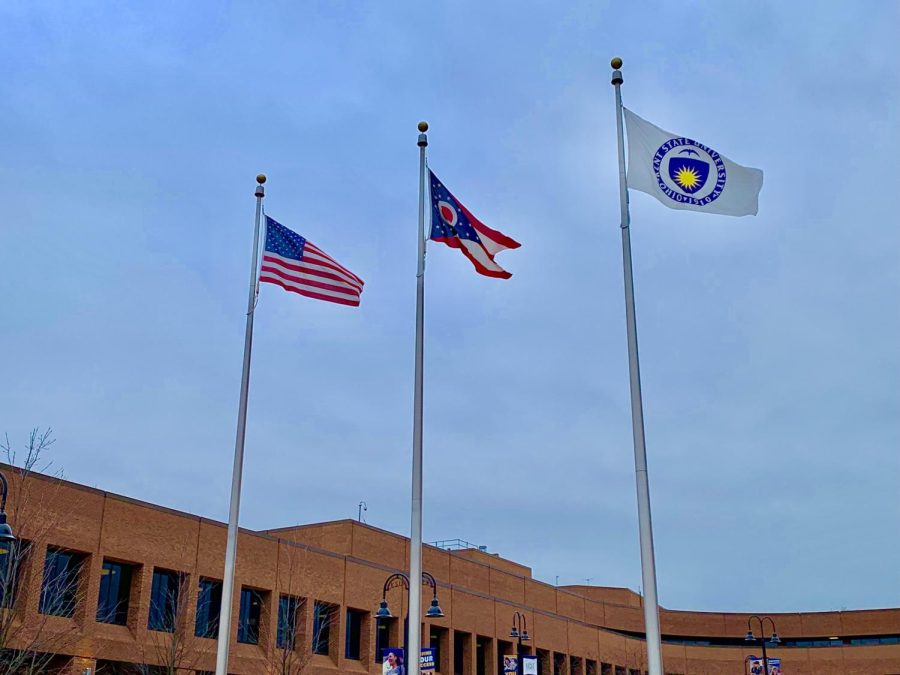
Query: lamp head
[
  {"left": 375, "top": 600, "right": 393, "bottom": 619},
  {"left": 510, "top": 626, "right": 519, "bottom": 639},
  {"left": 770, "top": 632, "right": 780, "bottom": 645},
  {"left": 426, "top": 597, "right": 445, "bottom": 618},
  {"left": 745, "top": 630, "right": 755, "bottom": 642},
  {"left": 0, "top": 512, "right": 14, "bottom": 544},
  {"left": 522, "top": 631, "right": 530, "bottom": 641}
]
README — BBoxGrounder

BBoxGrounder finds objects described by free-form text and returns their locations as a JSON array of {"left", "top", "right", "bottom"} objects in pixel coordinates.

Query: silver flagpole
[
  {"left": 215, "top": 174, "right": 267, "bottom": 675},
  {"left": 408, "top": 120, "right": 429, "bottom": 675},
  {"left": 610, "top": 58, "right": 664, "bottom": 675}
]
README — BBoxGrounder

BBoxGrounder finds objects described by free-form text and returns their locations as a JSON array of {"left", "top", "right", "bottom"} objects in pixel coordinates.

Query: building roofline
[{"left": 7, "top": 463, "right": 897, "bottom": 620}]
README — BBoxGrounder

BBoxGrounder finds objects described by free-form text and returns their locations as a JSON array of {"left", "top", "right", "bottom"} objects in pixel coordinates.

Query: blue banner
[{"left": 420, "top": 647, "right": 436, "bottom": 673}]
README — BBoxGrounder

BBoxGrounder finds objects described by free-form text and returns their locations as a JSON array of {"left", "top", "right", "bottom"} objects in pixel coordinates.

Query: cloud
[{"left": 0, "top": 0, "right": 896, "bottom": 613}]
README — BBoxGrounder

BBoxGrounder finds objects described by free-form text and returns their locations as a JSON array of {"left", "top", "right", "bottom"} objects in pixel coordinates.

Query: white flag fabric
[{"left": 624, "top": 108, "right": 763, "bottom": 217}]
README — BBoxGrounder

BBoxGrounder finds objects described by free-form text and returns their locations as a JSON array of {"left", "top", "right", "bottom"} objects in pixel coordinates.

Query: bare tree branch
[{"left": 0, "top": 428, "right": 81, "bottom": 674}]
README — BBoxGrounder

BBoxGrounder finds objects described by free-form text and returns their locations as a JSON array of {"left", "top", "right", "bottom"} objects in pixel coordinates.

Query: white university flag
[{"left": 624, "top": 108, "right": 763, "bottom": 217}]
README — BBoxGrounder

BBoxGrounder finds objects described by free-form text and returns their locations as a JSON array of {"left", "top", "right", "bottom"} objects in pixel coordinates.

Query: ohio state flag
[{"left": 428, "top": 170, "right": 520, "bottom": 279}]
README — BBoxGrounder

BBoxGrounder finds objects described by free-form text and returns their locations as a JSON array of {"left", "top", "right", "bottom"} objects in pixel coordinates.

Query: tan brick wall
[{"left": 1, "top": 465, "right": 898, "bottom": 674}]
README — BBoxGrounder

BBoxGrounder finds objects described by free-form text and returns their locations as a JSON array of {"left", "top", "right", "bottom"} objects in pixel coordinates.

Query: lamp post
[
  {"left": 0, "top": 472, "right": 15, "bottom": 544},
  {"left": 509, "top": 612, "right": 530, "bottom": 675},
  {"left": 376, "top": 572, "right": 444, "bottom": 672},
  {"left": 744, "top": 615, "right": 779, "bottom": 674}
]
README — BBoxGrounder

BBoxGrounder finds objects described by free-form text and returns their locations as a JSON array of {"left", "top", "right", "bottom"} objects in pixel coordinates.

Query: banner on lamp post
[
  {"left": 420, "top": 648, "right": 436, "bottom": 673},
  {"left": 748, "top": 656, "right": 782, "bottom": 675},
  {"left": 383, "top": 649, "right": 405, "bottom": 675}
]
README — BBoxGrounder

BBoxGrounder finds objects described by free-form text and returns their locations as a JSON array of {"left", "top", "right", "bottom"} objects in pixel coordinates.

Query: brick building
[{"left": 1, "top": 466, "right": 898, "bottom": 674}]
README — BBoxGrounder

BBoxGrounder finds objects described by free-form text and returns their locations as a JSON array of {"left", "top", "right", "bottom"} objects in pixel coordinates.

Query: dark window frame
[
  {"left": 375, "top": 616, "right": 396, "bottom": 664},
  {"left": 39, "top": 547, "right": 86, "bottom": 618},
  {"left": 195, "top": 577, "right": 223, "bottom": 639},
  {"left": 345, "top": 607, "right": 366, "bottom": 660},
  {"left": 96, "top": 559, "right": 134, "bottom": 625},
  {"left": 277, "top": 594, "right": 303, "bottom": 650},
  {"left": 432, "top": 625, "right": 450, "bottom": 673},
  {"left": 0, "top": 539, "right": 30, "bottom": 609},
  {"left": 312, "top": 600, "right": 336, "bottom": 656},
  {"left": 237, "top": 586, "right": 265, "bottom": 645},
  {"left": 148, "top": 568, "right": 184, "bottom": 632},
  {"left": 454, "top": 631, "right": 472, "bottom": 675}
]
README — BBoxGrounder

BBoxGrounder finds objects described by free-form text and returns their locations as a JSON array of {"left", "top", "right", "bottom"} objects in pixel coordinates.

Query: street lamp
[
  {"left": 744, "top": 615, "right": 779, "bottom": 674},
  {"left": 376, "top": 572, "right": 445, "bottom": 669},
  {"left": 510, "top": 611, "right": 530, "bottom": 675},
  {"left": 0, "top": 472, "right": 15, "bottom": 543}
]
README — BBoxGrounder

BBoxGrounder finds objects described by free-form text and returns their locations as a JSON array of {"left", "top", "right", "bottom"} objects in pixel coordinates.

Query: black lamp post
[
  {"left": 510, "top": 611, "right": 529, "bottom": 675},
  {"left": 744, "top": 615, "right": 779, "bottom": 674},
  {"left": 376, "top": 572, "right": 444, "bottom": 670},
  {"left": 0, "top": 472, "right": 15, "bottom": 544}
]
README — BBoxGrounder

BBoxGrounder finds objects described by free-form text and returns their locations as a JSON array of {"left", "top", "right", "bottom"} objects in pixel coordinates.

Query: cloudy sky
[{"left": 1, "top": 1, "right": 897, "bottom": 615}]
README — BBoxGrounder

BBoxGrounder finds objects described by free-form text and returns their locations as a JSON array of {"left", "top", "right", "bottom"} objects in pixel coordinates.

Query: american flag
[{"left": 259, "top": 216, "right": 364, "bottom": 306}]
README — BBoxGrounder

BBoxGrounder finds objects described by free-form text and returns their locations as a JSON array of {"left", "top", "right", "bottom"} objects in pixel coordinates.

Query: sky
[{"left": 1, "top": 1, "right": 897, "bottom": 615}]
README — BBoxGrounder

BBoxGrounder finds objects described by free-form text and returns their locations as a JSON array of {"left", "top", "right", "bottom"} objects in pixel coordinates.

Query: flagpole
[
  {"left": 408, "top": 120, "right": 429, "bottom": 675},
  {"left": 610, "top": 58, "right": 664, "bottom": 675},
  {"left": 214, "top": 174, "right": 266, "bottom": 675}
]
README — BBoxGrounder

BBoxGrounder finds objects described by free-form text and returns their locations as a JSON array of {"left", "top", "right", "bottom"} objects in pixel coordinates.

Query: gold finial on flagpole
[
  {"left": 611, "top": 57, "right": 624, "bottom": 85},
  {"left": 256, "top": 174, "right": 267, "bottom": 185},
  {"left": 418, "top": 121, "right": 429, "bottom": 132}
]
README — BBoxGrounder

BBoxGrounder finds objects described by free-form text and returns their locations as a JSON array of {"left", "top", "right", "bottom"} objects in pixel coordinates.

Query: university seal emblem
[{"left": 652, "top": 137, "right": 727, "bottom": 206}]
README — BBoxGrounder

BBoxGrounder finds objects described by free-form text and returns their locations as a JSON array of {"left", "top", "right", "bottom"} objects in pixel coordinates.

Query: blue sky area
[{"left": 1, "top": 2, "right": 897, "bottom": 613}]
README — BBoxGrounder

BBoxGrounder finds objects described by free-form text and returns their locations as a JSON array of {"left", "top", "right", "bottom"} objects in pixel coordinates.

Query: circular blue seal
[{"left": 652, "top": 137, "right": 726, "bottom": 206}]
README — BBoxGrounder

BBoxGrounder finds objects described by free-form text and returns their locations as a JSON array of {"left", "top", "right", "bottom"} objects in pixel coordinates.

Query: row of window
[
  {"left": 0, "top": 543, "right": 653, "bottom": 675},
  {"left": 10, "top": 542, "right": 891, "bottom": 673},
  {"left": 0, "top": 543, "right": 361, "bottom": 657},
  {"left": 611, "top": 626, "right": 900, "bottom": 649}
]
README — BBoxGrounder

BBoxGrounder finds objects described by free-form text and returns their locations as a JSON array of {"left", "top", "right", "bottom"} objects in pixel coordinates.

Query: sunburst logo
[
  {"left": 673, "top": 165, "right": 702, "bottom": 191},
  {"left": 653, "top": 137, "right": 726, "bottom": 205}
]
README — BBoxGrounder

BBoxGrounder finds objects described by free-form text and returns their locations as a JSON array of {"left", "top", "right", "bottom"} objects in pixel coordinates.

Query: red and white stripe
[
  {"left": 260, "top": 241, "right": 364, "bottom": 307},
  {"left": 435, "top": 201, "right": 521, "bottom": 279}
]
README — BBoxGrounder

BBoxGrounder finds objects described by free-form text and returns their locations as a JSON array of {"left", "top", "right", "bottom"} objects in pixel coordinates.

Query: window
[
  {"left": 586, "top": 660, "right": 597, "bottom": 675},
  {"left": 454, "top": 631, "right": 472, "bottom": 675},
  {"left": 237, "top": 587, "right": 264, "bottom": 644},
  {"left": 375, "top": 617, "right": 396, "bottom": 664},
  {"left": 432, "top": 626, "right": 450, "bottom": 673},
  {"left": 476, "top": 636, "right": 491, "bottom": 675},
  {"left": 570, "top": 656, "right": 583, "bottom": 675},
  {"left": 277, "top": 595, "right": 302, "bottom": 650},
  {"left": 97, "top": 560, "right": 134, "bottom": 625},
  {"left": 149, "top": 569, "right": 183, "bottom": 632},
  {"left": 553, "top": 653, "right": 566, "bottom": 675},
  {"left": 312, "top": 601, "right": 335, "bottom": 655},
  {"left": 0, "top": 539, "right": 29, "bottom": 609},
  {"left": 345, "top": 608, "right": 365, "bottom": 660},
  {"left": 195, "top": 578, "right": 223, "bottom": 638},
  {"left": 39, "top": 547, "right": 85, "bottom": 617},
  {"left": 537, "top": 650, "right": 551, "bottom": 675}
]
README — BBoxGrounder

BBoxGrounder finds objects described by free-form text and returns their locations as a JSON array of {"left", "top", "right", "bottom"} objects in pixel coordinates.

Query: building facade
[{"left": 1, "top": 466, "right": 898, "bottom": 674}]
